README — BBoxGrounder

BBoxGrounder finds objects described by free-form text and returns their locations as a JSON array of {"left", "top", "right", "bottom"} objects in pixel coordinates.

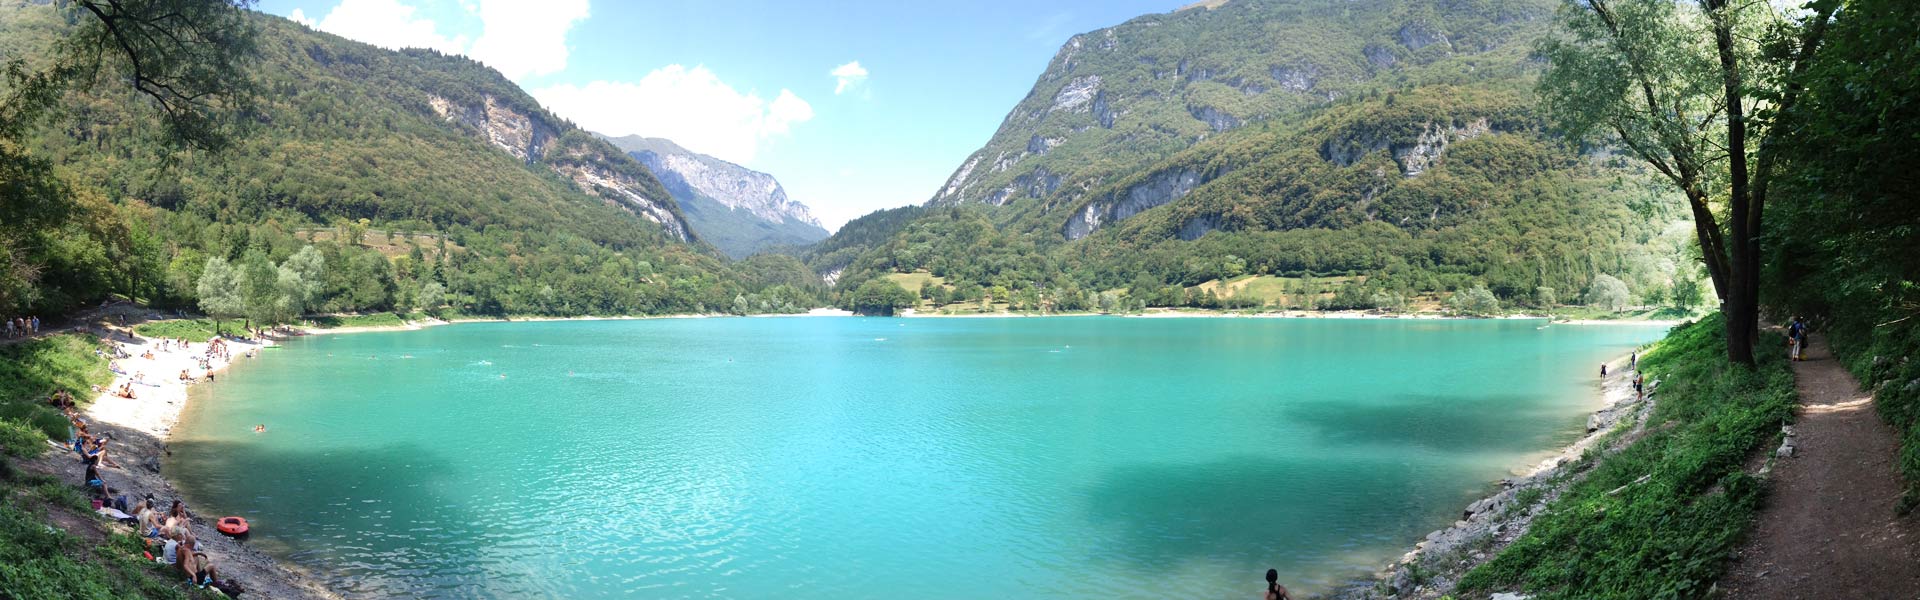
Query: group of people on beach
[
  {"left": 4, "top": 314, "right": 39, "bottom": 338},
  {"left": 62, "top": 392, "right": 243, "bottom": 595},
  {"left": 104, "top": 337, "right": 237, "bottom": 399}
]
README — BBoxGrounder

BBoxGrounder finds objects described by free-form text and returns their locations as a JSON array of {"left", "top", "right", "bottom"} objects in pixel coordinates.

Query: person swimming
[
  {"left": 253, "top": 424, "right": 265, "bottom": 433},
  {"left": 1264, "top": 569, "right": 1292, "bottom": 600}
]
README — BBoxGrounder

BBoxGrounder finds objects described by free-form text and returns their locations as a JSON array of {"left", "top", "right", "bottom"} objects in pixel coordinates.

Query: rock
[
  {"left": 1051, "top": 76, "right": 1102, "bottom": 112},
  {"left": 1490, "top": 593, "right": 1532, "bottom": 600},
  {"left": 1454, "top": 520, "right": 1470, "bottom": 529},
  {"left": 1063, "top": 166, "right": 1208, "bottom": 240},
  {"left": 1426, "top": 529, "right": 1445, "bottom": 541},
  {"left": 1777, "top": 443, "right": 1796, "bottom": 458},
  {"left": 1189, "top": 104, "right": 1242, "bottom": 132}
]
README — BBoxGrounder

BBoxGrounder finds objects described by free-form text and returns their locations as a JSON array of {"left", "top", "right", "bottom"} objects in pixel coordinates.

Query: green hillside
[
  {"left": 0, "top": 2, "right": 819, "bottom": 317},
  {"left": 809, "top": 0, "right": 1697, "bottom": 314}
]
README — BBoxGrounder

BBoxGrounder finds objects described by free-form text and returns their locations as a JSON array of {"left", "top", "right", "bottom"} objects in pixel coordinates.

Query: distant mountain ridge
[{"left": 602, "top": 135, "right": 829, "bottom": 258}]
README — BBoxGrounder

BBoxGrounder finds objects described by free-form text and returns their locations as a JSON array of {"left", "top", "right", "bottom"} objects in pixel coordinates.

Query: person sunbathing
[
  {"left": 86, "top": 435, "right": 120, "bottom": 468},
  {"left": 166, "top": 500, "right": 191, "bottom": 530},
  {"left": 136, "top": 501, "right": 163, "bottom": 539},
  {"left": 191, "top": 549, "right": 219, "bottom": 588},
  {"left": 175, "top": 535, "right": 199, "bottom": 583}
]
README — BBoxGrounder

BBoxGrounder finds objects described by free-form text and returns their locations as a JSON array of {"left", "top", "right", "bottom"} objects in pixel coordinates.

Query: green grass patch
[
  {"left": 1458, "top": 314, "right": 1796, "bottom": 599},
  {"left": 0, "top": 493, "right": 197, "bottom": 599},
  {"left": 306, "top": 312, "right": 412, "bottom": 329},
  {"left": 0, "top": 333, "right": 113, "bottom": 440},
  {"left": 132, "top": 319, "right": 223, "bottom": 343},
  {"left": 883, "top": 271, "right": 946, "bottom": 295}
]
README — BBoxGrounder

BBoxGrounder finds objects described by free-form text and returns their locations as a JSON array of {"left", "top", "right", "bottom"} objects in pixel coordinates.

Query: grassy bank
[
  {"left": 0, "top": 333, "right": 203, "bottom": 598},
  {"left": 0, "top": 334, "right": 113, "bottom": 439},
  {"left": 1458, "top": 315, "right": 1796, "bottom": 599}
]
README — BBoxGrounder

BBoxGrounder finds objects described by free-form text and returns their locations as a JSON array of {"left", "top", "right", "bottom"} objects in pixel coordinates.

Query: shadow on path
[{"left": 1718, "top": 333, "right": 1920, "bottom": 597}]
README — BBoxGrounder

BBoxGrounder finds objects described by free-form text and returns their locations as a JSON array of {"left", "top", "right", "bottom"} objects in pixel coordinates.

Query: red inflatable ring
[{"left": 216, "top": 516, "right": 249, "bottom": 536}]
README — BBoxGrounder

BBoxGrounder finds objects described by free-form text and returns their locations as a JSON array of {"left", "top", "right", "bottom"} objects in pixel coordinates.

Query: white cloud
[
  {"left": 290, "top": 0, "right": 587, "bottom": 81},
  {"left": 292, "top": 0, "right": 468, "bottom": 55},
  {"left": 533, "top": 65, "right": 815, "bottom": 164},
  {"left": 468, "top": 0, "right": 590, "bottom": 81},
  {"left": 830, "top": 61, "right": 869, "bottom": 95}
]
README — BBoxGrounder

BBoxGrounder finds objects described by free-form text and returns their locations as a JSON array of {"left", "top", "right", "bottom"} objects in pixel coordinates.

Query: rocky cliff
[
  {"left": 602, "top": 135, "right": 828, "bottom": 258},
  {"left": 927, "top": 0, "right": 1552, "bottom": 238},
  {"left": 425, "top": 95, "right": 694, "bottom": 243}
]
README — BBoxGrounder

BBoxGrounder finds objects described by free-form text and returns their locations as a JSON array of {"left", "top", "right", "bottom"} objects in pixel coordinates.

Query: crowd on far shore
[{"left": 5, "top": 315, "right": 41, "bottom": 338}]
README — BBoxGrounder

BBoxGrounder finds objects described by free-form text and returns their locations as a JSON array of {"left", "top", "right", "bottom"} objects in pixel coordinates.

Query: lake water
[{"left": 169, "top": 316, "right": 1665, "bottom": 599}]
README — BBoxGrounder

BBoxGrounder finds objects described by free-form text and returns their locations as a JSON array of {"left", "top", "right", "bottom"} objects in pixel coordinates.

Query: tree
[
  {"left": 416, "top": 281, "right": 446, "bottom": 313},
  {"left": 1447, "top": 285, "right": 1501, "bottom": 317},
  {"left": 1585, "top": 274, "right": 1633, "bottom": 313},
  {"left": 1536, "top": 286, "right": 1558, "bottom": 309},
  {"left": 1539, "top": 0, "right": 1837, "bottom": 364},
  {"left": 61, "top": 0, "right": 258, "bottom": 149},
  {"left": 240, "top": 251, "right": 279, "bottom": 330},
  {"left": 195, "top": 257, "right": 244, "bottom": 334},
  {"left": 1671, "top": 272, "right": 1704, "bottom": 310},
  {"left": 282, "top": 245, "right": 325, "bottom": 310},
  {"left": 848, "top": 278, "right": 915, "bottom": 316}
]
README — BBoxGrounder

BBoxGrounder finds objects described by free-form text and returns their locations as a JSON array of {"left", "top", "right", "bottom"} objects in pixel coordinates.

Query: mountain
[
  {"left": 601, "top": 135, "right": 829, "bottom": 259},
  {"left": 805, "top": 0, "right": 1695, "bottom": 314},
  {"left": 0, "top": 2, "right": 822, "bottom": 317}
]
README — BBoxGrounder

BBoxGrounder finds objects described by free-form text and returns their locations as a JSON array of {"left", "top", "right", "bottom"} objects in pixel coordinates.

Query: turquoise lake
[{"left": 168, "top": 317, "right": 1666, "bottom": 598}]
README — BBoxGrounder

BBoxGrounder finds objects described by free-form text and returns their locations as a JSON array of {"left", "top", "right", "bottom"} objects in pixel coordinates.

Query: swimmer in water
[{"left": 253, "top": 424, "right": 265, "bottom": 433}]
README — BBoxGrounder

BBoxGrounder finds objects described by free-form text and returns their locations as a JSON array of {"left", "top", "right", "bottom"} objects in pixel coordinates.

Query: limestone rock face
[
  {"left": 426, "top": 94, "right": 693, "bottom": 242},
  {"left": 1320, "top": 117, "right": 1496, "bottom": 177},
  {"left": 603, "top": 135, "right": 829, "bottom": 258},
  {"left": 1064, "top": 167, "right": 1209, "bottom": 240}
]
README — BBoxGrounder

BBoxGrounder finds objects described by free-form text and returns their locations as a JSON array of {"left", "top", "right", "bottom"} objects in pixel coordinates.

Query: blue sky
[{"left": 259, "top": 0, "right": 1190, "bottom": 230}]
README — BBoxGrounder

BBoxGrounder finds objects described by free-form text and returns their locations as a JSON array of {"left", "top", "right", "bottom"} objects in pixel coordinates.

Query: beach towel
[{"left": 96, "top": 506, "right": 133, "bottom": 520}]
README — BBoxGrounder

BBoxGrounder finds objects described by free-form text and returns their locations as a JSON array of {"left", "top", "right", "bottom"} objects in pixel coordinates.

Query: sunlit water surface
[{"left": 170, "top": 316, "right": 1665, "bottom": 598}]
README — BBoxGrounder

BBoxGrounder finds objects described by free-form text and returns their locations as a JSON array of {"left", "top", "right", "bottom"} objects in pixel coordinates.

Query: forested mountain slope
[
  {"left": 808, "top": 0, "right": 1696, "bottom": 314},
  {"left": 1, "top": 2, "right": 820, "bottom": 316},
  {"left": 603, "top": 135, "right": 829, "bottom": 259}
]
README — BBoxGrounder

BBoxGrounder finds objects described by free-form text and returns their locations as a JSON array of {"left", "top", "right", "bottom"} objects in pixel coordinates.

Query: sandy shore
[{"left": 22, "top": 315, "right": 339, "bottom": 600}]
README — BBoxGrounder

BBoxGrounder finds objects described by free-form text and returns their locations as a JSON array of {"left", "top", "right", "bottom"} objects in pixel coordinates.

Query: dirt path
[{"left": 1720, "top": 333, "right": 1920, "bottom": 598}]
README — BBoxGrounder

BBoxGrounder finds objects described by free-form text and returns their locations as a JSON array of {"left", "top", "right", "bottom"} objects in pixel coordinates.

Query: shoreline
[
  {"left": 1321, "top": 350, "right": 1655, "bottom": 599},
  {"left": 23, "top": 306, "right": 340, "bottom": 600}
]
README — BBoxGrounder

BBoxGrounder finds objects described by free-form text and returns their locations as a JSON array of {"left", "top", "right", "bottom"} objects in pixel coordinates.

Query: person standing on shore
[
  {"left": 1630, "top": 351, "right": 1637, "bottom": 371},
  {"left": 1601, "top": 363, "right": 1608, "bottom": 377},
  {"left": 1263, "top": 569, "right": 1292, "bottom": 600}
]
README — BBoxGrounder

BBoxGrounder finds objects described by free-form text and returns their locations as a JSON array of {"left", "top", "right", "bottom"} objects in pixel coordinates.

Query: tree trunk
[{"left": 1708, "top": 0, "right": 1757, "bottom": 365}]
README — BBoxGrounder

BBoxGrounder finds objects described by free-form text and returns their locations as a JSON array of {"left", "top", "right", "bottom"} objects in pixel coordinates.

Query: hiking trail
[{"left": 1720, "top": 333, "right": 1920, "bottom": 598}]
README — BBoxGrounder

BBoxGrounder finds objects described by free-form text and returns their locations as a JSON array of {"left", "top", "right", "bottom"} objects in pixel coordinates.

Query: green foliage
[
  {"left": 1460, "top": 316, "right": 1796, "bottom": 598},
  {"left": 844, "top": 278, "right": 916, "bottom": 316},
  {"left": 1584, "top": 274, "right": 1631, "bottom": 312},
  {"left": 1763, "top": 0, "right": 1920, "bottom": 509},
  {"left": 131, "top": 318, "right": 219, "bottom": 343},
  {"left": 1446, "top": 285, "right": 1501, "bottom": 316},
  {"left": 0, "top": 418, "right": 43, "bottom": 459},
  {"left": 0, "top": 334, "right": 111, "bottom": 440}
]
